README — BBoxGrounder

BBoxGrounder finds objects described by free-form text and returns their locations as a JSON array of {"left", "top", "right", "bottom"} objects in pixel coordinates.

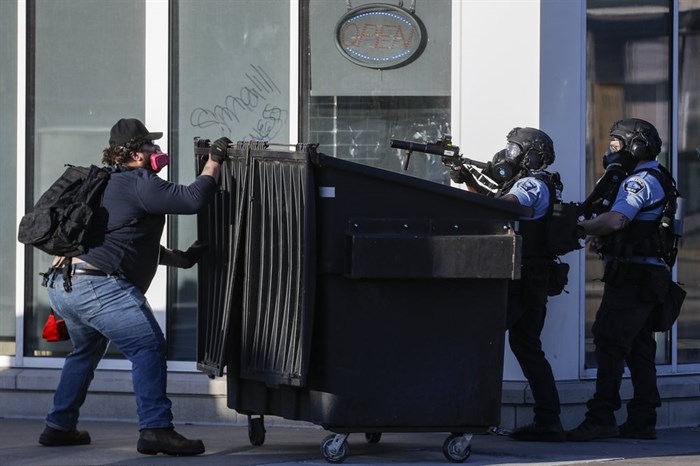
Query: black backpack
[
  {"left": 531, "top": 172, "right": 583, "bottom": 257},
  {"left": 18, "top": 164, "right": 111, "bottom": 257},
  {"left": 531, "top": 172, "right": 582, "bottom": 296}
]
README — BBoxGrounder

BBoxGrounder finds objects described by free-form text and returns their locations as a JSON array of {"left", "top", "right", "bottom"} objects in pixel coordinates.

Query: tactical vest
[
  {"left": 499, "top": 171, "right": 561, "bottom": 261},
  {"left": 598, "top": 166, "right": 677, "bottom": 264}
]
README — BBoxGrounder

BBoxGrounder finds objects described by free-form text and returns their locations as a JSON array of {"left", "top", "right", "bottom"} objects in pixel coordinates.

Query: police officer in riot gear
[
  {"left": 451, "top": 127, "right": 565, "bottom": 442},
  {"left": 568, "top": 118, "right": 673, "bottom": 441}
]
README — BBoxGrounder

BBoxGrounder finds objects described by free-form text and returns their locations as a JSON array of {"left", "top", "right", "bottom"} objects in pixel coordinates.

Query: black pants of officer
[
  {"left": 507, "top": 262, "right": 561, "bottom": 425},
  {"left": 585, "top": 262, "right": 670, "bottom": 428}
]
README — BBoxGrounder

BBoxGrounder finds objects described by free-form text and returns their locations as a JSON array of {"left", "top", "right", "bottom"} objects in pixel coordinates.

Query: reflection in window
[
  {"left": 585, "top": 1, "right": 672, "bottom": 367},
  {"left": 28, "top": 0, "right": 145, "bottom": 358},
  {"left": 677, "top": 1, "right": 700, "bottom": 363},
  {"left": 307, "top": 96, "right": 451, "bottom": 184},
  {"left": 303, "top": 0, "right": 451, "bottom": 184},
  {"left": 0, "top": 0, "right": 17, "bottom": 356},
  {"left": 171, "top": 0, "right": 290, "bottom": 360}
]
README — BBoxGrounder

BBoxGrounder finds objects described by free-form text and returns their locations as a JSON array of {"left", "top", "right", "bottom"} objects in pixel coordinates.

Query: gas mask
[
  {"left": 602, "top": 139, "right": 638, "bottom": 175},
  {"left": 484, "top": 148, "right": 521, "bottom": 185},
  {"left": 141, "top": 144, "right": 170, "bottom": 173}
]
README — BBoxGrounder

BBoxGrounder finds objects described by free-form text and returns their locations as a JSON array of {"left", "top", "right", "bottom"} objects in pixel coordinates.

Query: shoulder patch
[
  {"left": 518, "top": 179, "right": 538, "bottom": 192},
  {"left": 623, "top": 179, "right": 645, "bottom": 194}
]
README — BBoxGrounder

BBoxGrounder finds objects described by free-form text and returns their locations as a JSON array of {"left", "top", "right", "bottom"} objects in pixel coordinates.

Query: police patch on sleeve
[
  {"left": 517, "top": 179, "right": 538, "bottom": 192},
  {"left": 624, "top": 179, "right": 645, "bottom": 193}
]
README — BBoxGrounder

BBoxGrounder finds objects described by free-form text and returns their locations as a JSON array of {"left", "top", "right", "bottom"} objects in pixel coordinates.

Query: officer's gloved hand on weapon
[
  {"left": 449, "top": 166, "right": 467, "bottom": 184},
  {"left": 390, "top": 136, "right": 498, "bottom": 194},
  {"left": 578, "top": 160, "right": 628, "bottom": 220},
  {"left": 449, "top": 164, "right": 495, "bottom": 194}
]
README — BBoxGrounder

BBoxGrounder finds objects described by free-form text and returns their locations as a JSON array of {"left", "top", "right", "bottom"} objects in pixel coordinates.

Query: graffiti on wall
[{"left": 190, "top": 64, "right": 288, "bottom": 141}]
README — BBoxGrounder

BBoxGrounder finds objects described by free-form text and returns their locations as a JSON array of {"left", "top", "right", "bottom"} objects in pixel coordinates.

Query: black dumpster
[{"left": 194, "top": 140, "right": 530, "bottom": 463}]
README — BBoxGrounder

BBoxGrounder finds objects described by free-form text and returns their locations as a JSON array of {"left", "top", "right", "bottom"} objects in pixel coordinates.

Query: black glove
[
  {"left": 449, "top": 167, "right": 467, "bottom": 184},
  {"left": 576, "top": 224, "right": 587, "bottom": 239},
  {"left": 159, "top": 241, "right": 208, "bottom": 269},
  {"left": 209, "top": 137, "right": 232, "bottom": 164}
]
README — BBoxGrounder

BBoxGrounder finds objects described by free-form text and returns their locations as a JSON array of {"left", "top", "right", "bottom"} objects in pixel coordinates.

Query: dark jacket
[{"left": 79, "top": 166, "right": 217, "bottom": 292}]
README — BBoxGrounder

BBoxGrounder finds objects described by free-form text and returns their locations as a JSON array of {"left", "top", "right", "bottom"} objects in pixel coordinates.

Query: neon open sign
[{"left": 335, "top": 3, "right": 427, "bottom": 69}]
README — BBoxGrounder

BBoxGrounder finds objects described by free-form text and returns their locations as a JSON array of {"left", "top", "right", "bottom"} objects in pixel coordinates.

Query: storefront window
[
  {"left": 172, "top": 0, "right": 290, "bottom": 359},
  {"left": 585, "top": 0, "right": 700, "bottom": 369},
  {"left": 302, "top": 0, "right": 451, "bottom": 184},
  {"left": 27, "top": 0, "right": 145, "bottom": 358},
  {"left": 677, "top": 0, "right": 700, "bottom": 364},
  {"left": 0, "top": 0, "right": 18, "bottom": 357}
]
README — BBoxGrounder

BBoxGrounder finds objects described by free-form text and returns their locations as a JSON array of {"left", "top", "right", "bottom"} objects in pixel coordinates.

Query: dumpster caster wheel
[
  {"left": 247, "top": 415, "right": 266, "bottom": 446},
  {"left": 322, "top": 434, "right": 350, "bottom": 463},
  {"left": 364, "top": 432, "right": 382, "bottom": 444},
  {"left": 443, "top": 433, "right": 472, "bottom": 463}
]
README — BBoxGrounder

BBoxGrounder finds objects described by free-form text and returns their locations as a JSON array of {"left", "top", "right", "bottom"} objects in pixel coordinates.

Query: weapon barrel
[
  {"left": 462, "top": 158, "right": 488, "bottom": 169},
  {"left": 390, "top": 139, "right": 459, "bottom": 157}
]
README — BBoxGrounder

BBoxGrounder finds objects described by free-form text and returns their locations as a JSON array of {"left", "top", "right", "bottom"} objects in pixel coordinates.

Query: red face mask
[
  {"left": 141, "top": 144, "right": 170, "bottom": 173},
  {"left": 150, "top": 151, "right": 170, "bottom": 173}
]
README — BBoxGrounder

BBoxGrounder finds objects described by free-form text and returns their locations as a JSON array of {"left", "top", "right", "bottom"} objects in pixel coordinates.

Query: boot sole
[
  {"left": 567, "top": 430, "right": 619, "bottom": 441},
  {"left": 510, "top": 433, "right": 566, "bottom": 442},
  {"left": 39, "top": 434, "right": 91, "bottom": 446},
  {"left": 137, "top": 440, "right": 204, "bottom": 456},
  {"left": 619, "top": 432, "right": 657, "bottom": 440}
]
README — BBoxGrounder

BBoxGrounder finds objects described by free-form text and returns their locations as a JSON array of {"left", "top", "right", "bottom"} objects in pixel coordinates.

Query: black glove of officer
[
  {"left": 449, "top": 167, "right": 468, "bottom": 184},
  {"left": 209, "top": 137, "right": 232, "bottom": 164},
  {"left": 159, "top": 241, "right": 208, "bottom": 269}
]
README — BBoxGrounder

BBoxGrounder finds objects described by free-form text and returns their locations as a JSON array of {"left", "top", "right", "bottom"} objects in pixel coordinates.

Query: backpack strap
[
  {"left": 105, "top": 217, "right": 140, "bottom": 233},
  {"left": 631, "top": 166, "right": 676, "bottom": 213},
  {"left": 531, "top": 171, "right": 561, "bottom": 217},
  {"left": 531, "top": 171, "right": 567, "bottom": 258}
]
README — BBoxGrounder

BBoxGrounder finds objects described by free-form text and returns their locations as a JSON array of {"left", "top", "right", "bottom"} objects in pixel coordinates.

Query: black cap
[{"left": 109, "top": 118, "right": 163, "bottom": 148}]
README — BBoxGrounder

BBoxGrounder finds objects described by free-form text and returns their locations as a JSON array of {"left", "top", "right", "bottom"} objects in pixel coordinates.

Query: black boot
[
  {"left": 509, "top": 421, "right": 565, "bottom": 442},
  {"left": 39, "top": 426, "right": 91, "bottom": 446},
  {"left": 137, "top": 427, "right": 205, "bottom": 456}
]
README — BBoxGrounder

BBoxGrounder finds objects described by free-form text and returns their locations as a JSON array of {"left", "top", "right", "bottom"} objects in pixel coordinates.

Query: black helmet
[
  {"left": 609, "top": 118, "right": 661, "bottom": 159},
  {"left": 505, "top": 127, "right": 555, "bottom": 170}
]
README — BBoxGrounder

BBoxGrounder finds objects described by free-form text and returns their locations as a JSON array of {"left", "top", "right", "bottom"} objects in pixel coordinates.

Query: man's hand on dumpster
[
  {"left": 158, "top": 241, "right": 208, "bottom": 269},
  {"left": 209, "top": 137, "right": 232, "bottom": 164}
]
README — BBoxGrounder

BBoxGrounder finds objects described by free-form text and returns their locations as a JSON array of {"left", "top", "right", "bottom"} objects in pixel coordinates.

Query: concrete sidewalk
[{"left": 2, "top": 417, "right": 699, "bottom": 466}]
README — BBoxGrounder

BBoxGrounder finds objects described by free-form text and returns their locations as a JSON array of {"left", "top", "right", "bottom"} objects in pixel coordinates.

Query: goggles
[
  {"left": 506, "top": 142, "right": 545, "bottom": 161},
  {"left": 505, "top": 142, "right": 523, "bottom": 160},
  {"left": 608, "top": 138, "right": 624, "bottom": 153}
]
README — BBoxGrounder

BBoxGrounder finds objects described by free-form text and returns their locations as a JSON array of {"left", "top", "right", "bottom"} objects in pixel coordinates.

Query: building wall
[{"left": 1, "top": 0, "right": 698, "bottom": 428}]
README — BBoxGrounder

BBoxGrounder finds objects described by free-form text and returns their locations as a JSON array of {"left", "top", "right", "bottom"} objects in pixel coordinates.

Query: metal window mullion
[
  {"left": 290, "top": 0, "right": 299, "bottom": 143},
  {"left": 144, "top": 0, "right": 171, "bottom": 348},
  {"left": 670, "top": 0, "right": 679, "bottom": 372},
  {"left": 14, "top": 0, "right": 28, "bottom": 368}
]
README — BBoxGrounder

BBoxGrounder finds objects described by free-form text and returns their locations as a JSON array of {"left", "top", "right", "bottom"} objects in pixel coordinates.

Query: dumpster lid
[{"left": 312, "top": 152, "right": 532, "bottom": 218}]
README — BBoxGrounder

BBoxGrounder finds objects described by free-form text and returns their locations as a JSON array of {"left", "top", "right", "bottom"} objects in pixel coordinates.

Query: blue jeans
[{"left": 46, "top": 270, "right": 173, "bottom": 431}]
